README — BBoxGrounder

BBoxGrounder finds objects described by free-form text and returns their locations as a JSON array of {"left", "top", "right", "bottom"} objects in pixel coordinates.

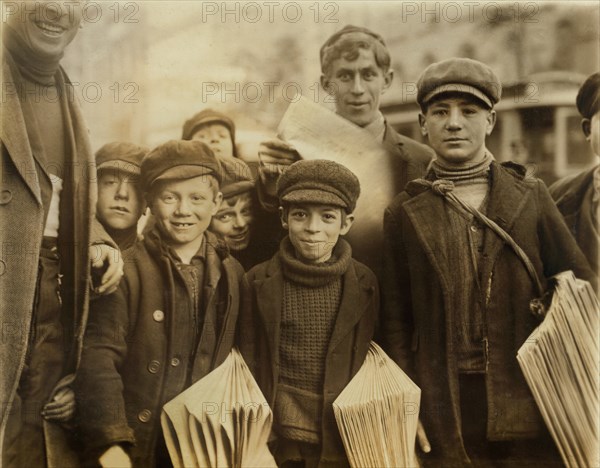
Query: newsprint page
[{"left": 1, "top": 0, "right": 599, "bottom": 467}]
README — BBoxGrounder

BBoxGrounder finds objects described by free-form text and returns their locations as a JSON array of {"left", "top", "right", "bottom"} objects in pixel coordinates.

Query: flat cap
[
  {"left": 141, "top": 140, "right": 222, "bottom": 192},
  {"left": 95, "top": 142, "right": 149, "bottom": 176},
  {"left": 417, "top": 58, "right": 501, "bottom": 109},
  {"left": 277, "top": 159, "right": 360, "bottom": 213},
  {"left": 181, "top": 108, "right": 236, "bottom": 141},
  {"left": 320, "top": 24, "right": 386, "bottom": 65},
  {"left": 219, "top": 158, "right": 255, "bottom": 199},
  {"left": 576, "top": 72, "right": 600, "bottom": 119}
]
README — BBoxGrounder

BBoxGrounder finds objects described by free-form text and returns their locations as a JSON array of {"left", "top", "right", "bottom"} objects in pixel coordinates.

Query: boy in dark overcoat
[
  {"left": 238, "top": 159, "right": 379, "bottom": 467},
  {"left": 382, "top": 58, "right": 596, "bottom": 466},
  {"left": 75, "top": 140, "right": 244, "bottom": 467}
]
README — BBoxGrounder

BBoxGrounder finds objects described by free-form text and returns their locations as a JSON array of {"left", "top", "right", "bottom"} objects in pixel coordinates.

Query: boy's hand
[
  {"left": 99, "top": 445, "right": 132, "bottom": 468},
  {"left": 258, "top": 139, "right": 301, "bottom": 197},
  {"left": 42, "top": 386, "right": 75, "bottom": 422},
  {"left": 417, "top": 419, "right": 431, "bottom": 453},
  {"left": 90, "top": 244, "right": 124, "bottom": 295}
]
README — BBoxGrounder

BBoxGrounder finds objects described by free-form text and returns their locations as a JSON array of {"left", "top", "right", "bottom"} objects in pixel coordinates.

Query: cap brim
[
  {"left": 153, "top": 165, "right": 219, "bottom": 185},
  {"left": 222, "top": 181, "right": 255, "bottom": 199},
  {"left": 281, "top": 189, "right": 347, "bottom": 209},
  {"left": 423, "top": 83, "right": 493, "bottom": 108},
  {"left": 97, "top": 160, "right": 141, "bottom": 176}
]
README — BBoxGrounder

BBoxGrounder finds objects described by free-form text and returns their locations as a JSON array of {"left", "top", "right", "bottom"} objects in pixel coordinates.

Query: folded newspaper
[
  {"left": 517, "top": 271, "right": 599, "bottom": 468},
  {"left": 161, "top": 348, "right": 276, "bottom": 468},
  {"left": 333, "top": 342, "right": 421, "bottom": 468}
]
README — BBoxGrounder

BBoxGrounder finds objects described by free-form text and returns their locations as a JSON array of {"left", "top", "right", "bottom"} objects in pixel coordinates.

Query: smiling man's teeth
[{"left": 37, "top": 22, "right": 63, "bottom": 34}]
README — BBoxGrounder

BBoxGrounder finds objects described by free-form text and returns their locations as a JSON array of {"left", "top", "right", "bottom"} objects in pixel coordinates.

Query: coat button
[
  {"left": 0, "top": 260, "right": 5, "bottom": 276},
  {"left": 0, "top": 190, "right": 12, "bottom": 205},
  {"left": 152, "top": 310, "right": 164, "bottom": 322},
  {"left": 147, "top": 360, "right": 160, "bottom": 373},
  {"left": 470, "top": 225, "right": 478, "bottom": 232},
  {"left": 170, "top": 357, "right": 180, "bottom": 367},
  {"left": 138, "top": 409, "right": 152, "bottom": 423}
]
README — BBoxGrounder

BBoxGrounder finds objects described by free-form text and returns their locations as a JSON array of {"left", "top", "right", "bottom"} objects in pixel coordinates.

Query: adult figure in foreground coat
[
  {"left": 1, "top": 1, "right": 123, "bottom": 465},
  {"left": 550, "top": 71, "right": 600, "bottom": 274},
  {"left": 257, "top": 25, "right": 433, "bottom": 278},
  {"left": 382, "top": 58, "right": 596, "bottom": 466}
]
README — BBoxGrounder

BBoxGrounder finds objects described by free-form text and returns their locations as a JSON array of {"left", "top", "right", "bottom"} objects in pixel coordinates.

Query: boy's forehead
[
  {"left": 327, "top": 48, "right": 380, "bottom": 75},
  {"left": 221, "top": 191, "right": 253, "bottom": 208},
  {"left": 153, "top": 175, "right": 217, "bottom": 192}
]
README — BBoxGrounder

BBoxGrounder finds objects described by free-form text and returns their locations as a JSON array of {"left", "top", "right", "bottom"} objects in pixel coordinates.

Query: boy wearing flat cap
[
  {"left": 550, "top": 72, "right": 600, "bottom": 274},
  {"left": 75, "top": 140, "right": 244, "bottom": 467},
  {"left": 95, "top": 142, "right": 149, "bottom": 251},
  {"left": 238, "top": 159, "right": 379, "bottom": 467},
  {"left": 382, "top": 58, "right": 595, "bottom": 466},
  {"left": 182, "top": 108, "right": 238, "bottom": 159}
]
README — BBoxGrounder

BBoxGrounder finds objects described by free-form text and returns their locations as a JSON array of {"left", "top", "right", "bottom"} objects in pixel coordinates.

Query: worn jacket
[
  {"left": 382, "top": 162, "right": 596, "bottom": 465},
  {"left": 75, "top": 229, "right": 244, "bottom": 467},
  {"left": 0, "top": 48, "right": 113, "bottom": 452},
  {"left": 550, "top": 165, "right": 599, "bottom": 274},
  {"left": 237, "top": 252, "right": 379, "bottom": 466}
]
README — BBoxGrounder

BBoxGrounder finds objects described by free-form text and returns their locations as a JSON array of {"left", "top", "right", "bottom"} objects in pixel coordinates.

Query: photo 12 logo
[
  {"left": 1, "top": 1, "right": 140, "bottom": 24},
  {"left": 200, "top": 1, "right": 339, "bottom": 24}
]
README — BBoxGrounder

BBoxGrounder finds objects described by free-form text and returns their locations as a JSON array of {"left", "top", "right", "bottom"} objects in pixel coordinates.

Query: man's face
[
  {"left": 583, "top": 111, "right": 600, "bottom": 157},
  {"left": 7, "top": 1, "right": 83, "bottom": 59},
  {"left": 191, "top": 123, "right": 234, "bottom": 159},
  {"left": 210, "top": 192, "right": 254, "bottom": 251},
  {"left": 321, "top": 48, "right": 392, "bottom": 128},
  {"left": 419, "top": 95, "right": 496, "bottom": 165},
  {"left": 284, "top": 204, "right": 353, "bottom": 264},
  {"left": 96, "top": 169, "right": 145, "bottom": 231},
  {"left": 150, "top": 176, "right": 222, "bottom": 249}
]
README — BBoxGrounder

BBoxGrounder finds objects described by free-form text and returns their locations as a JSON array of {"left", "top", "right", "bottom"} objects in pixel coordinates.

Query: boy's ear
[
  {"left": 582, "top": 118, "right": 592, "bottom": 139},
  {"left": 418, "top": 113, "right": 428, "bottom": 137},
  {"left": 340, "top": 213, "right": 355, "bottom": 236},
  {"left": 278, "top": 206, "right": 288, "bottom": 229}
]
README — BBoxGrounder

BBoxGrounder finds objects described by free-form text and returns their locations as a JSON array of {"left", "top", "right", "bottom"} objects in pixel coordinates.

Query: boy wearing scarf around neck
[
  {"left": 238, "top": 159, "right": 379, "bottom": 467},
  {"left": 382, "top": 58, "right": 596, "bottom": 466}
]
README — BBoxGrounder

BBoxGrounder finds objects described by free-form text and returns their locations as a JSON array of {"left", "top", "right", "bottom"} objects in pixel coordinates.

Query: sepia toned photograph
[{"left": 1, "top": 1, "right": 599, "bottom": 466}]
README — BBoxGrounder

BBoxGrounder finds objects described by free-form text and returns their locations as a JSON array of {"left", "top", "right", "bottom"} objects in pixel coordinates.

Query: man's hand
[
  {"left": 42, "top": 386, "right": 75, "bottom": 422},
  {"left": 417, "top": 419, "right": 431, "bottom": 453},
  {"left": 258, "top": 139, "right": 301, "bottom": 197},
  {"left": 90, "top": 244, "right": 124, "bottom": 295},
  {"left": 99, "top": 445, "right": 132, "bottom": 468}
]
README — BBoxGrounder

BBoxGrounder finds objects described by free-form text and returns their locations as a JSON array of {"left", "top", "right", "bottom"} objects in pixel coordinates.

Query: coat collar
[{"left": 553, "top": 166, "right": 596, "bottom": 216}]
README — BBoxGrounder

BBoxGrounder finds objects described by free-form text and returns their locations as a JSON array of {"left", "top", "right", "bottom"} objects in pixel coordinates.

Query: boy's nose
[
  {"left": 115, "top": 181, "right": 129, "bottom": 200},
  {"left": 234, "top": 213, "right": 247, "bottom": 228},
  {"left": 175, "top": 199, "right": 192, "bottom": 215},
  {"left": 351, "top": 76, "right": 365, "bottom": 94},
  {"left": 446, "top": 107, "right": 463, "bottom": 130}
]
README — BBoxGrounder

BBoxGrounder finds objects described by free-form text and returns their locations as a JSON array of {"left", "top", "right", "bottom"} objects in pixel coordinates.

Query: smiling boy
[
  {"left": 238, "top": 159, "right": 379, "bottom": 466},
  {"left": 382, "top": 58, "right": 595, "bottom": 466},
  {"left": 75, "top": 140, "right": 244, "bottom": 467}
]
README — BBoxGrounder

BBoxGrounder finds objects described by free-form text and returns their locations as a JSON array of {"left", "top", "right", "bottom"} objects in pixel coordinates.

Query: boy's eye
[
  {"left": 362, "top": 70, "right": 377, "bottom": 80},
  {"left": 337, "top": 71, "right": 352, "bottom": 81},
  {"left": 291, "top": 211, "right": 307, "bottom": 219},
  {"left": 217, "top": 213, "right": 233, "bottom": 222},
  {"left": 323, "top": 213, "right": 338, "bottom": 222}
]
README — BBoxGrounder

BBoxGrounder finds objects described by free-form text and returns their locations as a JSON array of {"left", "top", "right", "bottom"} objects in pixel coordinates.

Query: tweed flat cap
[
  {"left": 417, "top": 58, "right": 501, "bottom": 109},
  {"left": 181, "top": 108, "right": 236, "bottom": 141},
  {"left": 277, "top": 159, "right": 360, "bottom": 213},
  {"left": 141, "top": 140, "right": 222, "bottom": 192},
  {"left": 95, "top": 142, "right": 149, "bottom": 176},
  {"left": 219, "top": 158, "right": 255, "bottom": 199},
  {"left": 320, "top": 24, "right": 386, "bottom": 65},
  {"left": 576, "top": 72, "right": 600, "bottom": 119}
]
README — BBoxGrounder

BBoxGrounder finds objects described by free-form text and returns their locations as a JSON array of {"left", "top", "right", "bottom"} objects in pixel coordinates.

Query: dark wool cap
[
  {"left": 277, "top": 159, "right": 360, "bottom": 213},
  {"left": 141, "top": 140, "right": 222, "bottom": 192},
  {"left": 417, "top": 58, "right": 502, "bottom": 109},
  {"left": 181, "top": 108, "right": 236, "bottom": 142},
  {"left": 576, "top": 72, "right": 600, "bottom": 119},
  {"left": 219, "top": 158, "right": 255, "bottom": 199},
  {"left": 95, "top": 142, "right": 149, "bottom": 176},
  {"left": 319, "top": 24, "right": 386, "bottom": 65}
]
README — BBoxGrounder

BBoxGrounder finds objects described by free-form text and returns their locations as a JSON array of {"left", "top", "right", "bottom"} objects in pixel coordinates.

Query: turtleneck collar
[
  {"left": 279, "top": 236, "right": 352, "bottom": 288},
  {"left": 3, "top": 24, "right": 62, "bottom": 86},
  {"left": 431, "top": 151, "right": 494, "bottom": 184},
  {"left": 104, "top": 225, "right": 139, "bottom": 252}
]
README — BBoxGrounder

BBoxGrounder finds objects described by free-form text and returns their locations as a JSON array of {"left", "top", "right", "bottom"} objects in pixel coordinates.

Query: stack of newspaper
[
  {"left": 517, "top": 271, "right": 599, "bottom": 468},
  {"left": 333, "top": 342, "right": 421, "bottom": 468},
  {"left": 161, "top": 348, "right": 276, "bottom": 468}
]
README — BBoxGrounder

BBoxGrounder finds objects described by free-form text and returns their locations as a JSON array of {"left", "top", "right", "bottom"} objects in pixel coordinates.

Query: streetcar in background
[{"left": 382, "top": 71, "right": 597, "bottom": 186}]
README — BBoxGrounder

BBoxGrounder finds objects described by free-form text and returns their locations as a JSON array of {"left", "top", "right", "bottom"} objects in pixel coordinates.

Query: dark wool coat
[
  {"left": 382, "top": 162, "right": 596, "bottom": 465},
  {"left": 75, "top": 230, "right": 244, "bottom": 467},
  {"left": 550, "top": 165, "right": 599, "bottom": 274},
  {"left": 237, "top": 254, "right": 379, "bottom": 466},
  {"left": 0, "top": 49, "right": 113, "bottom": 453}
]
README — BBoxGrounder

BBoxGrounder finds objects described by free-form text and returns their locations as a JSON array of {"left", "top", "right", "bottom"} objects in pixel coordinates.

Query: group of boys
[{"left": 2, "top": 4, "right": 598, "bottom": 467}]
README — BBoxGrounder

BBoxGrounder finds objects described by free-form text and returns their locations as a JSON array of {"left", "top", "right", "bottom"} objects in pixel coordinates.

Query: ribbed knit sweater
[{"left": 275, "top": 237, "right": 352, "bottom": 444}]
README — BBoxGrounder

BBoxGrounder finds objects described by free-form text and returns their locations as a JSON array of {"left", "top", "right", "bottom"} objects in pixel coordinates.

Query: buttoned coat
[
  {"left": 75, "top": 230, "right": 244, "bottom": 467},
  {"left": 0, "top": 50, "right": 111, "bottom": 453},
  {"left": 382, "top": 162, "right": 596, "bottom": 465},
  {"left": 550, "top": 165, "right": 599, "bottom": 274},
  {"left": 237, "top": 253, "right": 379, "bottom": 466}
]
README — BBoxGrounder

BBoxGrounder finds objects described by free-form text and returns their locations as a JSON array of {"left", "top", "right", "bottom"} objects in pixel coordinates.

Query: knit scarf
[
  {"left": 279, "top": 236, "right": 352, "bottom": 288},
  {"left": 3, "top": 24, "right": 62, "bottom": 86}
]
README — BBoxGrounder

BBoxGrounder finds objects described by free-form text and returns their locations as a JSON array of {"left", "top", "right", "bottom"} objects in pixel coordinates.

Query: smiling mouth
[
  {"left": 111, "top": 206, "right": 130, "bottom": 214},
  {"left": 171, "top": 222, "right": 195, "bottom": 228},
  {"left": 229, "top": 230, "right": 249, "bottom": 241},
  {"left": 35, "top": 21, "right": 65, "bottom": 36}
]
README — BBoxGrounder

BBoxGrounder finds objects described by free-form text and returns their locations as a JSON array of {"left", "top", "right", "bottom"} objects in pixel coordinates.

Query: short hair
[
  {"left": 146, "top": 174, "right": 220, "bottom": 205},
  {"left": 321, "top": 31, "right": 391, "bottom": 77}
]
